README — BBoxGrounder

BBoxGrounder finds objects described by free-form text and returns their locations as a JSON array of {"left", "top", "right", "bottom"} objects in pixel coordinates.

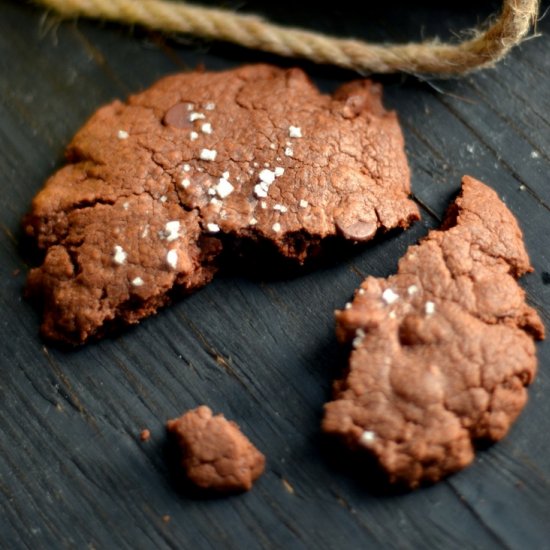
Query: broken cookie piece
[
  {"left": 23, "top": 64, "right": 418, "bottom": 345},
  {"left": 166, "top": 406, "right": 265, "bottom": 492},
  {"left": 323, "top": 176, "right": 544, "bottom": 488}
]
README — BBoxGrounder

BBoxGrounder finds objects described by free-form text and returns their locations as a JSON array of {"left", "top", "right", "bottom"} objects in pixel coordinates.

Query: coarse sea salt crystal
[
  {"left": 207, "top": 223, "right": 220, "bottom": 233},
  {"left": 189, "top": 112, "right": 205, "bottom": 121},
  {"left": 352, "top": 328, "right": 365, "bottom": 349},
  {"left": 200, "top": 148, "right": 217, "bottom": 161},
  {"left": 288, "top": 125, "right": 302, "bottom": 138},
  {"left": 382, "top": 288, "right": 399, "bottom": 304},
  {"left": 164, "top": 220, "right": 180, "bottom": 242},
  {"left": 259, "top": 169, "right": 276, "bottom": 185},
  {"left": 166, "top": 249, "right": 178, "bottom": 269},
  {"left": 113, "top": 245, "right": 127, "bottom": 265},
  {"left": 117, "top": 130, "right": 129, "bottom": 140},
  {"left": 407, "top": 285, "right": 418, "bottom": 295},
  {"left": 131, "top": 277, "right": 144, "bottom": 287},
  {"left": 254, "top": 184, "right": 268, "bottom": 198},
  {"left": 215, "top": 178, "right": 234, "bottom": 198},
  {"left": 359, "top": 431, "right": 376, "bottom": 446}
]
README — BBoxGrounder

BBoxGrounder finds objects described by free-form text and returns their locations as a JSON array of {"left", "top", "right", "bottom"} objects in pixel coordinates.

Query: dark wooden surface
[{"left": 1, "top": 1, "right": 550, "bottom": 548}]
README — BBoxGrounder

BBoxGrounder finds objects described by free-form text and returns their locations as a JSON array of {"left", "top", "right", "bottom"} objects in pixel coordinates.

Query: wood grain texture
[{"left": 1, "top": 1, "right": 549, "bottom": 548}]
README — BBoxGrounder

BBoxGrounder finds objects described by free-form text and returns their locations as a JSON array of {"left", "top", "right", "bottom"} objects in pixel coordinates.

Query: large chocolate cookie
[
  {"left": 323, "top": 176, "right": 544, "bottom": 487},
  {"left": 24, "top": 64, "right": 418, "bottom": 344}
]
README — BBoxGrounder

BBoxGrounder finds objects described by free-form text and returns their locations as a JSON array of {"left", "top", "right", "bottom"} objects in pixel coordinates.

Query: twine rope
[{"left": 33, "top": 0, "right": 540, "bottom": 75}]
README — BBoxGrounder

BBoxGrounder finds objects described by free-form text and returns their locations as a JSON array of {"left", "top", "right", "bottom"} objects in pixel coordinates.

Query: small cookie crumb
[
  {"left": 166, "top": 406, "right": 265, "bottom": 492},
  {"left": 140, "top": 429, "right": 151, "bottom": 442}
]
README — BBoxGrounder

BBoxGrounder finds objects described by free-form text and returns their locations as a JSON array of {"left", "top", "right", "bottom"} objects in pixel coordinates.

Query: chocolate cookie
[
  {"left": 323, "top": 176, "right": 544, "bottom": 487},
  {"left": 24, "top": 64, "right": 418, "bottom": 345},
  {"left": 166, "top": 406, "right": 265, "bottom": 492}
]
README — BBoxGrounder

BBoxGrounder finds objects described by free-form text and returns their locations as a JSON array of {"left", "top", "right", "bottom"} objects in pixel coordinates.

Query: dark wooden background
[{"left": 1, "top": 1, "right": 550, "bottom": 548}]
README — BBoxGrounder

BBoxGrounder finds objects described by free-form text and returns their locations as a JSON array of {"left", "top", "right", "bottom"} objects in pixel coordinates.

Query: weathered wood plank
[{"left": 1, "top": 1, "right": 549, "bottom": 548}]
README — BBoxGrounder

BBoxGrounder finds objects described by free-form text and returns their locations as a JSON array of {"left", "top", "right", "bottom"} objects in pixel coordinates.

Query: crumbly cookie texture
[
  {"left": 323, "top": 176, "right": 544, "bottom": 488},
  {"left": 24, "top": 64, "right": 418, "bottom": 345},
  {"left": 166, "top": 406, "right": 265, "bottom": 492}
]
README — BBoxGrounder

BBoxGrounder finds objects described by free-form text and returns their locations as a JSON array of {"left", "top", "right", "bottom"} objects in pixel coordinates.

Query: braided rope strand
[{"left": 33, "top": 0, "right": 540, "bottom": 76}]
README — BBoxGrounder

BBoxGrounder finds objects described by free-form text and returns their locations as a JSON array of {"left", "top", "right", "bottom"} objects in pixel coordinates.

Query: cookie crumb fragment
[
  {"left": 140, "top": 429, "right": 151, "bottom": 442},
  {"left": 166, "top": 406, "right": 265, "bottom": 492}
]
